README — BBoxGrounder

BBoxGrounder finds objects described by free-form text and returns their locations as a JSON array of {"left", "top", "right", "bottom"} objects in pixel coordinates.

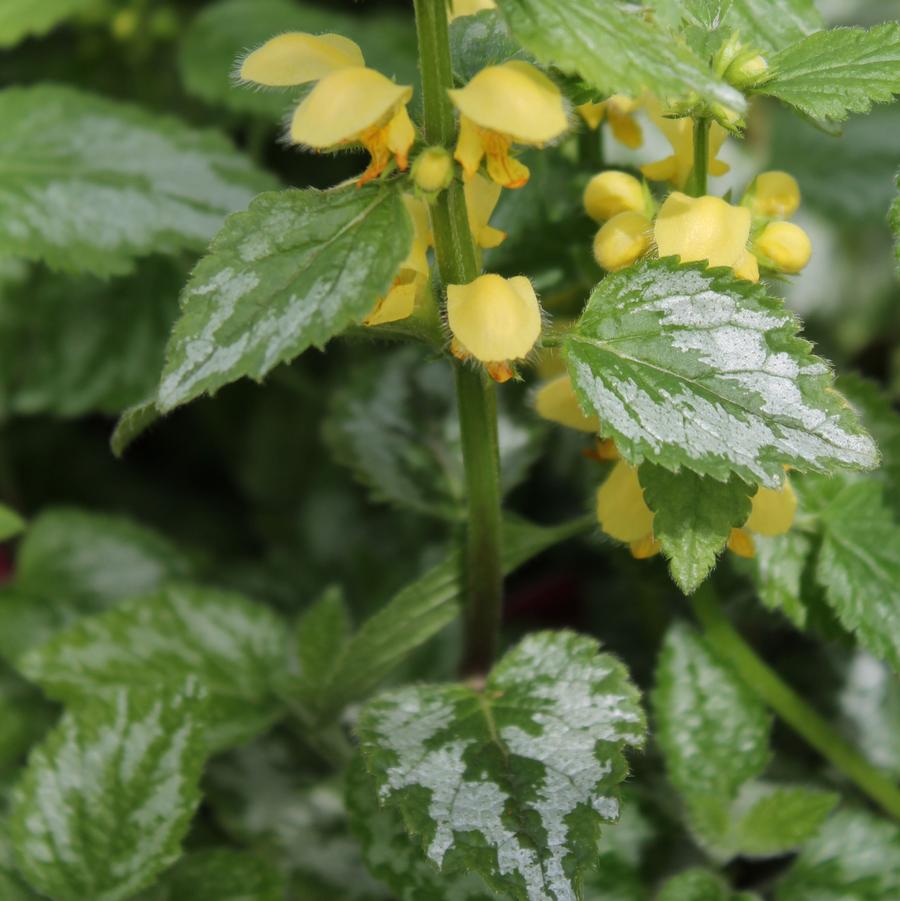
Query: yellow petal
[
  {"left": 608, "top": 108, "right": 642, "bottom": 149},
  {"left": 387, "top": 105, "right": 415, "bottom": 170},
  {"left": 727, "top": 528, "right": 756, "bottom": 558},
  {"left": 749, "top": 171, "right": 801, "bottom": 219},
  {"left": 640, "top": 157, "right": 677, "bottom": 183},
  {"left": 446, "top": 273, "right": 542, "bottom": 363},
  {"left": 449, "top": 0, "right": 496, "bottom": 19},
  {"left": 534, "top": 374, "right": 600, "bottom": 433},
  {"left": 485, "top": 143, "right": 530, "bottom": 189},
  {"left": 754, "top": 221, "right": 812, "bottom": 273},
  {"left": 583, "top": 170, "right": 645, "bottom": 222},
  {"left": 745, "top": 480, "right": 797, "bottom": 536},
  {"left": 401, "top": 194, "right": 432, "bottom": 275},
  {"left": 448, "top": 61, "right": 568, "bottom": 145},
  {"left": 733, "top": 249, "right": 760, "bottom": 283},
  {"left": 291, "top": 67, "right": 412, "bottom": 148},
  {"left": 364, "top": 277, "right": 420, "bottom": 326},
  {"left": 465, "top": 174, "right": 506, "bottom": 248},
  {"left": 630, "top": 535, "right": 661, "bottom": 559},
  {"left": 654, "top": 192, "right": 751, "bottom": 269},
  {"left": 454, "top": 114, "right": 485, "bottom": 180},
  {"left": 240, "top": 33, "right": 364, "bottom": 87},
  {"left": 596, "top": 460, "right": 655, "bottom": 543},
  {"left": 593, "top": 211, "right": 652, "bottom": 271},
  {"left": 577, "top": 101, "right": 607, "bottom": 130}
]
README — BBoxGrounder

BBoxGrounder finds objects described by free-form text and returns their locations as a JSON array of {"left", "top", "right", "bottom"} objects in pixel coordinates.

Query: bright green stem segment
[
  {"left": 414, "top": 0, "right": 505, "bottom": 675},
  {"left": 691, "top": 587, "right": 900, "bottom": 822},
  {"left": 686, "top": 118, "right": 710, "bottom": 197}
]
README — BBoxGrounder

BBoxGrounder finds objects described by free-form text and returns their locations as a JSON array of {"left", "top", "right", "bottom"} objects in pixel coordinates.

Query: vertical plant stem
[
  {"left": 414, "top": 0, "right": 504, "bottom": 675},
  {"left": 690, "top": 587, "right": 900, "bottom": 822},
  {"left": 686, "top": 117, "right": 710, "bottom": 197},
  {"left": 578, "top": 126, "right": 604, "bottom": 170}
]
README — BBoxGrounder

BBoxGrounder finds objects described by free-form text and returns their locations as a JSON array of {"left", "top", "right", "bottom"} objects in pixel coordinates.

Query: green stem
[
  {"left": 577, "top": 126, "right": 604, "bottom": 170},
  {"left": 414, "top": 0, "right": 504, "bottom": 675},
  {"left": 686, "top": 117, "right": 710, "bottom": 197},
  {"left": 690, "top": 587, "right": 900, "bottom": 821}
]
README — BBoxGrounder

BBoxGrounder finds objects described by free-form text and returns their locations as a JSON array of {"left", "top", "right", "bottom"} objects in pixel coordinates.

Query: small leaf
[
  {"left": 815, "top": 480, "right": 900, "bottom": 671},
  {"left": 0, "top": 505, "right": 24, "bottom": 542},
  {"left": 358, "top": 630, "right": 646, "bottom": 901},
  {"left": 639, "top": 464, "right": 752, "bottom": 594},
  {"left": 758, "top": 23, "right": 900, "bottom": 123},
  {"left": 747, "top": 530, "right": 812, "bottom": 628},
  {"left": 494, "top": 0, "right": 745, "bottom": 115},
  {"left": 346, "top": 755, "right": 497, "bottom": 901},
  {"left": 10, "top": 682, "right": 208, "bottom": 901},
  {"left": 0, "top": 0, "right": 94, "bottom": 48},
  {"left": 776, "top": 808, "right": 900, "bottom": 901},
  {"left": 565, "top": 260, "right": 878, "bottom": 488},
  {"left": 0, "top": 508, "right": 192, "bottom": 663},
  {"left": 157, "top": 185, "right": 413, "bottom": 414},
  {"left": 0, "top": 85, "right": 276, "bottom": 276},
  {"left": 657, "top": 868, "right": 750, "bottom": 901},
  {"left": 17, "top": 584, "right": 287, "bottom": 752}
]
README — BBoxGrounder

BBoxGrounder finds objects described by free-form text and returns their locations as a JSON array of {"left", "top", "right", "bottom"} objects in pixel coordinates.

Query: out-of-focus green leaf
[
  {"left": 0, "top": 505, "right": 24, "bottom": 541},
  {"left": 0, "top": 85, "right": 275, "bottom": 276},
  {"left": 640, "top": 465, "right": 752, "bottom": 594},
  {"left": 358, "top": 630, "right": 646, "bottom": 901},
  {"left": 565, "top": 260, "right": 878, "bottom": 487},
  {"left": 156, "top": 185, "right": 412, "bottom": 414},
  {"left": 10, "top": 682, "right": 208, "bottom": 901},
  {"left": 747, "top": 530, "right": 812, "bottom": 628},
  {"left": 179, "top": 0, "right": 417, "bottom": 118},
  {"left": 449, "top": 10, "right": 528, "bottom": 83},
  {"left": 0, "top": 259, "right": 181, "bottom": 418},
  {"left": 777, "top": 809, "right": 900, "bottom": 901},
  {"left": 657, "top": 868, "right": 755, "bottom": 901},
  {"left": 0, "top": 508, "right": 192, "bottom": 664},
  {"left": 17, "top": 584, "right": 287, "bottom": 752},
  {"left": 0, "top": 668, "right": 55, "bottom": 771},
  {"left": 724, "top": 0, "right": 822, "bottom": 54},
  {"left": 494, "top": 0, "right": 745, "bottom": 114},
  {"left": 0, "top": 0, "right": 95, "bottom": 48},
  {"left": 758, "top": 23, "right": 900, "bottom": 122}
]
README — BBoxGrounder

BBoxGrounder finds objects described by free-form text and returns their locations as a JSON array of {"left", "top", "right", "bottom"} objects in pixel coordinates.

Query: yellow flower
[
  {"left": 596, "top": 459, "right": 797, "bottom": 560},
  {"left": 640, "top": 99, "right": 730, "bottom": 189},
  {"left": 412, "top": 146, "right": 454, "bottom": 194},
  {"left": 449, "top": 0, "right": 496, "bottom": 20},
  {"left": 364, "top": 195, "right": 431, "bottom": 327},
  {"left": 583, "top": 170, "right": 646, "bottom": 223},
  {"left": 593, "top": 211, "right": 652, "bottom": 271},
  {"left": 654, "top": 192, "right": 752, "bottom": 272},
  {"left": 449, "top": 61, "right": 568, "bottom": 189},
  {"left": 747, "top": 171, "right": 801, "bottom": 219},
  {"left": 754, "top": 221, "right": 812, "bottom": 274},
  {"left": 465, "top": 173, "right": 507, "bottom": 249},
  {"left": 447, "top": 274, "right": 542, "bottom": 382},
  {"left": 576, "top": 95, "right": 642, "bottom": 149},
  {"left": 534, "top": 374, "right": 600, "bottom": 433},
  {"left": 240, "top": 33, "right": 414, "bottom": 186}
]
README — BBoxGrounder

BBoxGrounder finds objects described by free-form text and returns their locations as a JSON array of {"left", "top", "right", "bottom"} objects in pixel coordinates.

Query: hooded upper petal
[
  {"left": 654, "top": 192, "right": 751, "bottom": 269},
  {"left": 745, "top": 480, "right": 797, "bottom": 536},
  {"left": 240, "top": 33, "right": 365, "bottom": 86},
  {"left": 596, "top": 460, "right": 654, "bottom": 543}
]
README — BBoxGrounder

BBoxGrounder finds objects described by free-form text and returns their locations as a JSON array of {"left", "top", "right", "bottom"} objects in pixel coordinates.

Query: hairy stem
[
  {"left": 686, "top": 117, "right": 710, "bottom": 197},
  {"left": 691, "top": 587, "right": 900, "bottom": 821},
  {"left": 414, "top": 0, "right": 505, "bottom": 675}
]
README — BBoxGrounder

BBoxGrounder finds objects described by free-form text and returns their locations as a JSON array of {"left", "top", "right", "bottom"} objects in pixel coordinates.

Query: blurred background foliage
[{"left": 0, "top": 1, "right": 898, "bottom": 898}]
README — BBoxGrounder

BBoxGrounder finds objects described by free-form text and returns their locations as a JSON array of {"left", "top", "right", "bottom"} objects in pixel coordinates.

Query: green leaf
[
  {"left": 110, "top": 398, "right": 160, "bottom": 457},
  {"left": 747, "top": 530, "right": 812, "bottom": 628},
  {"left": 0, "top": 508, "right": 192, "bottom": 664},
  {"left": 346, "top": 755, "right": 497, "bottom": 901},
  {"left": 0, "top": 504, "right": 24, "bottom": 541},
  {"left": 179, "top": 0, "right": 417, "bottom": 118},
  {"left": 0, "top": 668, "right": 55, "bottom": 771},
  {"left": 156, "top": 185, "right": 412, "bottom": 414},
  {"left": 325, "top": 347, "right": 543, "bottom": 520},
  {"left": 731, "top": 784, "right": 837, "bottom": 858},
  {"left": 657, "top": 868, "right": 752, "bottom": 901},
  {"left": 0, "top": 259, "right": 181, "bottom": 418},
  {"left": 0, "top": 0, "right": 94, "bottom": 48},
  {"left": 449, "top": 9, "right": 528, "bottom": 83},
  {"left": 358, "top": 630, "right": 646, "bottom": 901},
  {"left": 777, "top": 808, "right": 900, "bottom": 901},
  {"left": 140, "top": 849, "right": 285, "bottom": 901},
  {"left": 10, "top": 682, "right": 208, "bottom": 901},
  {"left": 723, "top": 0, "right": 822, "bottom": 55},
  {"left": 494, "top": 0, "right": 745, "bottom": 114},
  {"left": 316, "top": 516, "right": 591, "bottom": 718},
  {"left": 815, "top": 480, "right": 900, "bottom": 671},
  {"left": 639, "top": 464, "right": 752, "bottom": 593},
  {"left": 758, "top": 23, "right": 900, "bottom": 123},
  {"left": 18, "top": 584, "right": 287, "bottom": 752},
  {"left": 892, "top": 169, "right": 900, "bottom": 272},
  {"left": 0, "top": 85, "right": 275, "bottom": 277},
  {"left": 653, "top": 622, "right": 770, "bottom": 804},
  {"left": 564, "top": 260, "right": 878, "bottom": 488}
]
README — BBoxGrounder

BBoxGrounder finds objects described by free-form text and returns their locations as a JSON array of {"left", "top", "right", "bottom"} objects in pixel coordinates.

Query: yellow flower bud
[
  {"left": 534, "top": 375, "right": 600, "bottom": 433},
  {"left": 593, "top": 211, "right": 652, "bottom": 271},
  {"left": 240, "top": 33, "right": 365, "bottom": 86},
  {"left": 449, "top": 62, "right": 568, "bottom": 189},
  {"left": 724, "top": 53, "right": 769, "bottom": 89},
  {"left": 744, "top": 480, "right": 797, "bottom": 536},
  {"left": 465, "top": 174, "right": 507, "bottom": 249},
  {"left": 412, "top": 146, "right": 454, "bottom": 194},
  {"left": 654, "top": 192, "right": 751, "bottom": 270},
  {"left": 446, "top": 274, "right": 542, "bottom": 373},
  {"left": 748, "top": 171, "right": 801, "bottom": 219},
  {"left": 583, "top": 171, "right": 645, "bottom": 223},
  {"left": 754, "top": 221, "right": 812, "bottom": 274},
  {"left": 596, "top": 460, "right": 654, "bottom": 544}
]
